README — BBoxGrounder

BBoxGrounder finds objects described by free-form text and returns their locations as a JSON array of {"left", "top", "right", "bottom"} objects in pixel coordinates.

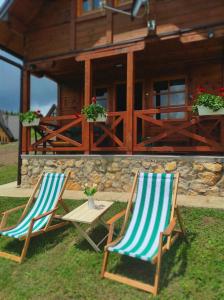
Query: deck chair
[
  {"left": 0, "top": 172, "right": 70, "bottom": 263},
  {"left": 101, "top": 172, "right": 186, "bottom": 296}
]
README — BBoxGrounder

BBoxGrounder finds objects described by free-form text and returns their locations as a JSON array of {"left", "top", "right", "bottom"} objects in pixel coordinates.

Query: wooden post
[
  {"left": 70, "top": 0, "right": 76, "bottom": 50},
  {"left": 21, "top": 70, "right": 30, "bottom": 154},
  {"left": 106, "top": 0, "right": 113, "bottom": 44},
  {"left": 221, "top": 116, "right": 224, "bottom": 147},
  {"left": 126, "top": 51, "right": 135, "bottom": 154},
  {"left": 83, "top": 59, "right": 92, "bottom": 154}
]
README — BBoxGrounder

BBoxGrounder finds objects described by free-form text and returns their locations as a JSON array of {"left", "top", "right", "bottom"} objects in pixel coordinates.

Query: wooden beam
[
  {"left": 126, "top": 51, "right": 134, "bottom": 154},
  {"left": 84, "top": 59, "right": 92, "bottom": 154},
  {"left": 70, "top": 0, "right": 76, "bottom": 50},
  {"left": 76, "top": 41, "right": 145, "bottom": 61},
  {"left": 21, "top": 70, "right": 30, "bottom": 154},
  {"left": 106, "top": 0, "right": 113, "bottom": 44}
]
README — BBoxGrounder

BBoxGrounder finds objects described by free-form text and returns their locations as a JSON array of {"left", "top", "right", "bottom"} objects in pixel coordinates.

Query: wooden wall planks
[{"left": 2, "top": 0, "right": 223, "bottom": 61}]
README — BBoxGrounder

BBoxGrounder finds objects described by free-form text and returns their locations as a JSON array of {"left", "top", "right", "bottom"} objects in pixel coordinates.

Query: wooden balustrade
[
  {"left": 90, "top": 111, "right": 128, "bottom": 152},
  {"left": 29, "top": 114, "right": 85, "bottom": 153},
  {"left": 25, "top": 108, "right": 224, "bottom": 154},
  {"left": 133, "top": 107, "right": 224, "bottom": 153}
]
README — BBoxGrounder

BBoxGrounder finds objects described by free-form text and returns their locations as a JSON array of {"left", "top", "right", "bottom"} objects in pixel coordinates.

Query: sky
[
  {"left": 0, "top": 2, "right": 57, "bottom": 115},
  {"left": 0, "top": 49, "right": 57, "bottom": 115}
]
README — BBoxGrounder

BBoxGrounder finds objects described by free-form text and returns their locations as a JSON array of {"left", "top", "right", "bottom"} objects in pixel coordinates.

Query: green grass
[
  {"left": 0, "top": 198, "right": 224, "bottom": 300},
  {"left": 0, "top": 165, "right": 17, "bottom": 185}
]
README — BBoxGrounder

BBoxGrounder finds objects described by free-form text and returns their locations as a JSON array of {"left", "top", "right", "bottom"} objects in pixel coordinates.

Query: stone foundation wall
[{"left": 21, "top": 155, "right": 224, "bottom": 197}]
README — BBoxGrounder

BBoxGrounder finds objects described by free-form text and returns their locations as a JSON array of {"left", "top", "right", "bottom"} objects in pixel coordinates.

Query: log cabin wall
[
  {"left": 59, "top": 82, "right": 83, "bottom": 116},
  {"left": 21, "top": 0, "right": 224, "bottom": 61}
]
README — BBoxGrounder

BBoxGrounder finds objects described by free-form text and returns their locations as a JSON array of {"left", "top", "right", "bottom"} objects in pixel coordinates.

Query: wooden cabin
[
  {"left": 0, "top": 0, "right": 224, "bottom": 155},
  {"left": 0, "top": 111, "right": 15, "bottom": 144}
]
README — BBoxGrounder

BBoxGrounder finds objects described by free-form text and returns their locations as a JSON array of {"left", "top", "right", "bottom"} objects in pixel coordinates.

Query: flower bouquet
[{"left": 84, "top": 183, "right": 97, "bottom": 209}]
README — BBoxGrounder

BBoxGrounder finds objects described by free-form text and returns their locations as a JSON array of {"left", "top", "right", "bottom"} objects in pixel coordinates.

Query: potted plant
[
  {"left": 81, "top": 97, "right": 107, "bottom": 122},
  {"left": 84, "top": 183, "right": 97, "bottom": 209},
  {"left": 193, "top": 87, "right": 224, "bottom": 116},
  {"left": 20, "top": 110, "right": 42, "bottom": 127}
]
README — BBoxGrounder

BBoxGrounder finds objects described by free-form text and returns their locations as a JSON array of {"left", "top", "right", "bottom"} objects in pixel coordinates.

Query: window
[
  {"left": 153, "top": 78, "right": 186, "bottom": 120},
  {"left": 78, "top": 0, "right": 102, "bottom": 16},
  {"left": 95, "top": 87, "right": 108, "bottom": 109}
]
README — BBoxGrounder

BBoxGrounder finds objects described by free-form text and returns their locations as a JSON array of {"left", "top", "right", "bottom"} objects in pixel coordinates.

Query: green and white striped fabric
[
  {"left": 0, "top": 173, "right": 65, "bottom": 239},
  {"left": 108, "top": 172, "right": 174, "bottom": 262}
]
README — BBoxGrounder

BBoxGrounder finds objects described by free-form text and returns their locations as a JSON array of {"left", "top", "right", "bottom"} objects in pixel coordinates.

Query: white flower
[
  {"left": 92, "top": 183, "right": 97, "bottom": 188},
  {"left": 84, "top": 183, "right": 88, "bottom": 187}
]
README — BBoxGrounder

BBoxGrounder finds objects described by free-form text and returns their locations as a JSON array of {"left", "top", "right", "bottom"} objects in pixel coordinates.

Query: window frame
[
  {"left": 152, "top": 76, "right": 188, "bottom": 121},
  {"left": 77, "top": 0, "right": 102, "bottom": 17},
  {"left": 94, "top": 86, "right": 110, "bottom": 110}
]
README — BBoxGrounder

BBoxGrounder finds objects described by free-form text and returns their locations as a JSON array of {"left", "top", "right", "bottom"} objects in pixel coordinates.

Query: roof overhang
[{"left": 0, "top": 0, "right": 14, "bottom": 20}]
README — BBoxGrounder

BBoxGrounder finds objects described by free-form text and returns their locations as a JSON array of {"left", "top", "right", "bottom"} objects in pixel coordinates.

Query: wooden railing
[
  {"left": 25, "top": 108, "right": 224, "bottom": 154},
  {"left": 29, "top": 114, "right": 85, "bottom": 153},
  {"left": 90, "top": 111, "right": 128, "bottom": 152},
  {"left": 133, "top": 107, "right": 224, "bottom": 153}
]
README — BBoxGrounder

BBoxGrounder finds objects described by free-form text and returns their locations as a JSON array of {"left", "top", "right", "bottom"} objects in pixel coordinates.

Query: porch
[{"left": 22, "top": 38, "right": 224, "bottom": 155}]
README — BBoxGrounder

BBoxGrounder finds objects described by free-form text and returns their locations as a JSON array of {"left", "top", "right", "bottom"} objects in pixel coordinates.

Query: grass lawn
[
  {"left": 0, "top": 197, "right": 224, "bottom": 300},
  {"left": 0, "top": 165, "right": 17, "bottom": 185}
]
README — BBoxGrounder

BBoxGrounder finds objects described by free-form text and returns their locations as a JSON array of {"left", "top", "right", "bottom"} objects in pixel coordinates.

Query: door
[{"left": 115, "top": 82, "right": 143, "bottom": 141}]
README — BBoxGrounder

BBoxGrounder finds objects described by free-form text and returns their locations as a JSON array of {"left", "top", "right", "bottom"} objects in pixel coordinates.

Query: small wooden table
[{"left": 62, "top": 200, "right": 113, "bottom": 252}]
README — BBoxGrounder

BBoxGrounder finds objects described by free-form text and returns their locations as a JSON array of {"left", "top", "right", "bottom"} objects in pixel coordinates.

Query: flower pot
[
  {"left": 197, "top": 106, "right": 224, "bottom": 116},
  {"left": 88, "top": 197, "right": 95, "bottom": 209},
  {"left": 22, "top": 118, "right": 40, "bottom": 127},
  {"left": 87, "top": 114, "right": 107, "bottom": 122}
]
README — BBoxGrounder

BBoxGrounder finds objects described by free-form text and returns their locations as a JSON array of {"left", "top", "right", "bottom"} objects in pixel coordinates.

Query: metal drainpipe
[{"left": 17, "top": 68, "right": 23, "bottom": 186}]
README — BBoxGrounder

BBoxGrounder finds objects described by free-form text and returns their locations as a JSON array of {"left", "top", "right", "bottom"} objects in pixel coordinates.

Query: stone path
[{"left": 0, "top": 181, "right": 223, "bottom": 209}]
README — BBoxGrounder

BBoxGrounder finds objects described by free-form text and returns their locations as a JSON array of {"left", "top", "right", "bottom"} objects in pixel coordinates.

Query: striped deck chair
[
  {"left": 101, "top": 172, "right": 186, "bottom": 296},
  {"left": 0, "top": 172, "right": 70, "bottom": 263}
]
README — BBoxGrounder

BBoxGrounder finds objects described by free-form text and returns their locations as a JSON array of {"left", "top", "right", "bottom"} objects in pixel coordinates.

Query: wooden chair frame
[
  {"left": 0, "top": 172, "right": 71, "bottom": 264},
  {"left": 101, "top": 171, "right": 186, "bottom": 296}
]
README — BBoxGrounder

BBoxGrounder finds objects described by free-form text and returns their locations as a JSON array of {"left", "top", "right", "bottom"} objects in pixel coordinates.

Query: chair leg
[
  {"left": 20, "top": 235, "right": 32, "bottom": 263},
  {"left": 101, "top": 250, "right": 110, "bottom": 278},
  {"left": 176, "top": 206, "right": 186, "bottom": 236},
  {"left": 153, "top": 233, "right": 163, "bottom": 296}
]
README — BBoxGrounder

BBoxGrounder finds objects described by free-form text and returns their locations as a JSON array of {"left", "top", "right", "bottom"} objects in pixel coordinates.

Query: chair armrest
[
  {"left": 1, "top": 204, "right": 26, "bottom": 216},
  {"left": 163, "top": 218, "right": 176, "bottom": 236},
  {"left": 0, "top": 204, "right": 26, "bottom": 229},
  {"left": 106, "top": 209, "right": 126, "bottom": 225},
  {"left": 32, "top": 207, "right": 58, "bottom": 222}
]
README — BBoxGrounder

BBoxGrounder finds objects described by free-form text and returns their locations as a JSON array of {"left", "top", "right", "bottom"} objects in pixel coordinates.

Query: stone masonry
[{"left": 21, "top": 155, "right": 224, "bottom": 197}]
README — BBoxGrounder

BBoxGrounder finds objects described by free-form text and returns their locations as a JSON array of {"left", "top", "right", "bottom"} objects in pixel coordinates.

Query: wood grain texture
[{"left": 62, "top": 201, "right": 113, "bottom": 224}]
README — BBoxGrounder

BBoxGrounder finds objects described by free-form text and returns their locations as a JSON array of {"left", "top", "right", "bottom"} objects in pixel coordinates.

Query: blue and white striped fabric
[
  {"left": 0, "top": 173, "right": 65, "bottom": 239},
  {"left": 108, "top": 173, "right": 174, "bottom": 262}
]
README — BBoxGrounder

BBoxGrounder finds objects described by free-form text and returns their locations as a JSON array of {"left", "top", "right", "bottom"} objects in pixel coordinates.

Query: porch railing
[
  {"left": 90, "top": 111, "right": 128, "bottom": 152},
  {"left": 133, "top": 107, "right": 224, "bottom": 153},
  {"left": 25, "top": 108, "right": 224, "bottom": 154},
  {"left": 29, "top": 114, "right": 85, "bottom": 153}
]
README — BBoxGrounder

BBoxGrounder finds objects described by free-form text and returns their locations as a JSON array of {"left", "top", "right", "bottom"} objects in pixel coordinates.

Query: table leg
[{"left": 72, "top": 222, "right": 101, "bottom": 252}]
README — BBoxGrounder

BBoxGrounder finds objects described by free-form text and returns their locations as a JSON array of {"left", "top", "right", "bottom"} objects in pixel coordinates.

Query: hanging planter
[
  {"left": 86, "top": 113, "right": 107, "bottom": 122},
  {"left": 197, "top": 106, "right": 224, "bottom": 116},
  {"left": 193, "top": 87, "right": 224, "bottom": 116},
  {"left": 81, "top": 97, "right": 107, "bottom": 122},
  {"left": 20, "top": 110, "right": 42, "bottom": 127},
  {"left": 22, "top": 118, "right": 40, "bottom": 127}
]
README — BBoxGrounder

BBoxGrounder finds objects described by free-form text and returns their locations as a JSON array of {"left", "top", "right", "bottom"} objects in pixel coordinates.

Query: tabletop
[{"left": 62, "top": 200, "right": 114, "bottom": 224}]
